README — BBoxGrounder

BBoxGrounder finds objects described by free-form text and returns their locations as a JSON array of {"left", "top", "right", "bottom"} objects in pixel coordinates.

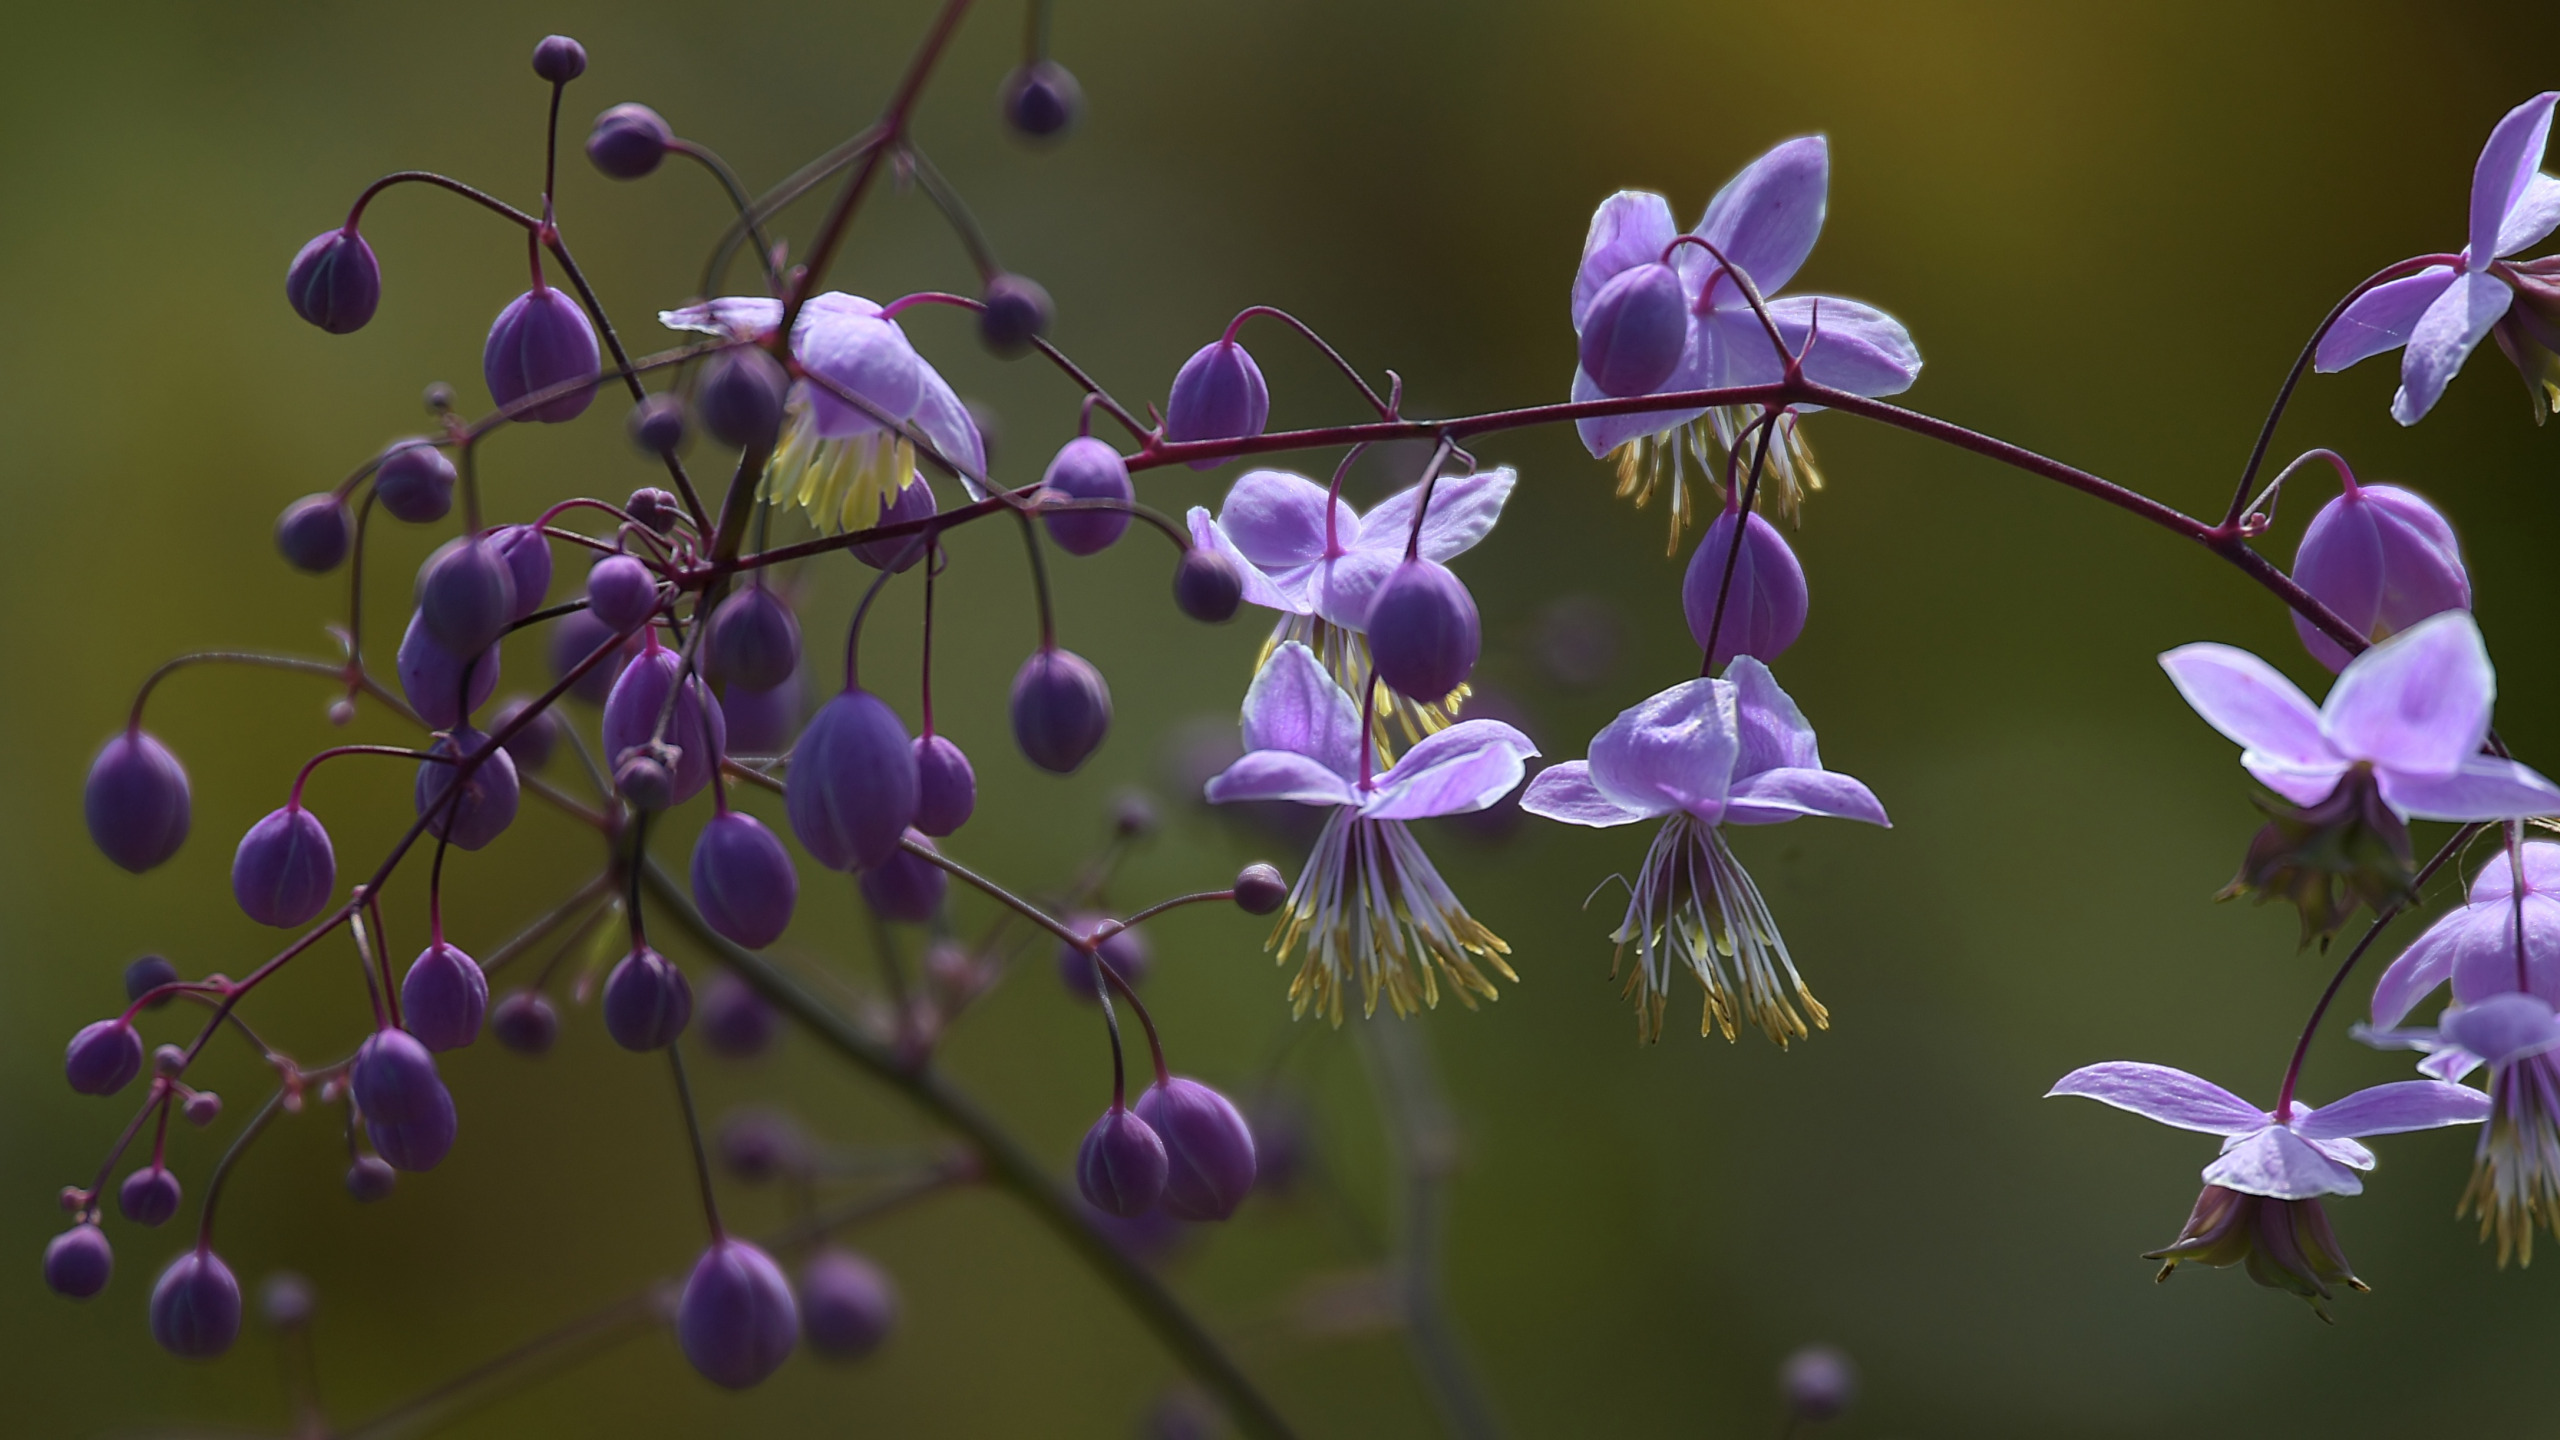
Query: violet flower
[
  {"left": 1519, "top": 657, "right": 1886, "bottom": 1043},
  {"left": 1202, "top": 642, "right": 1537, "bottom": 1021},
  {"left": 2314, "top": 93, "right": 2560, "bottom": 424}
]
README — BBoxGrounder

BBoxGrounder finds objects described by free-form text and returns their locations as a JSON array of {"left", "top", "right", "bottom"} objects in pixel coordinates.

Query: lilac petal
[
  {"left": 2353, "top": 1020, "right": 2488, "bottom": 1081},
  {"left": 1186, "top": 507, "right": 1298, "bottom": 613},
  {"left": 2391, "top": 270, "right": 2515, "bottom": 424},
  {"left": 2499, "top": 174, "right": 2560, "bottom": 258},
  {"left": 1204, "top": 750, "right": 1358, "bottom": 809},
  {"left": 1766, "top": 295, "right": 1922, "bottom": 397},
  {"left": 659, "top": 296, "right": 782, "bottom": 340},
  {"left": 1573, "top": 191, "right": 1680, "bottom": 329},
  {"left": 2379, "top": 753, "right": 2560, "bottom": 822},
  {"left": 2472, "top": 841, "right": 2560, "bottom": 903},
  {"left": 2312, "top": 267, "right": 2456, "bottom": 372},
  {"left": 794, "top": 298, "right": 927, "bottom": 439},
  {"left": 2320, "top": 610, "right": 2492, "bottom": 777},
  {"left": 2303, "top": 1134, "right": 2378, "bottom": 1171},
  {"left": 1725, "top": 767, "right": 1889, "bottom": 827},
  {"left": 2369, "top": 904, "right": 2486, "bottom": 1029},
  {"left": 1357, "top": 468, "right": 1516, "bottom": 566},
  {"left": 2046, "top": 1061, "right": 2267, "bottom": 1135},
  {"left": 1586, "top": 678, "right": 1740, "bottom": 824},
  {"left": 2202, "top": 1127, "right": 2362, "bottom": 1200},
  {"left": 2296, "top": 1079, "right": 2494, "bottom": 1140},
  {"left": 2443, "top": 993, "right": 2560, "bottom": 1068},
  {"left": 1692, "top": 135, "right": 1829, "bottom": 299},
  {"left": 2471, "top": 93, "right": 2559, "bottom": 264},
  {"left": 1727, "top": 656, "right": 1819, "bottom": 777},
  {"left": 2448, "top": 896, "right": 2560, "bottom": 1009},
  {"left": 1519, "top": 761, "right": 1659, "bottom": 827},
  {"left": 1238, "top": 643, "right": 1363, "bottom": 781},
  {"left": 1363, "top": 720, "right": 1538, "bottom": 821},
  {"left": 2158, "top": 644, "right": 2339, "bottom": 791},
  {"left": 1569, "top": 360, "right": 1708, "bottom": 459},
  {"left": 1217, "top": 470, "right": 1356, "bottom": 572},
  {"left": 1310, "top": 548, "right": 1401, "bottom": 631},
  {"left": 1697, "top": 303, "right": 1800, "bottom": 390},
  {"left": 2421, "top": 1046, "right": 2488, "bottom": 1082},
  {"left": 909, "top": 369, "right": 987, "bottom": 494}
]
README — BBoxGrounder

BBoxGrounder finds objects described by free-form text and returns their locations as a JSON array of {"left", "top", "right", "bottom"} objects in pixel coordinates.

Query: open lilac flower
[
  {"left": 1203, "top": 642, "right": 1536, "bottom": 1021},
  {"left": 661, "top": 293, "right": 985, "bottom": 533},
  {"left": 2364, "top": 841, "right": 2560, "bottom": 1035},
  {"left": 1520, "top": 658, "right": 1886, "bottom": 1042},
  {"left": 2159, "top": 610, "right": 2560, "bottom": 821},
  {"left": 1568, "top": 137, "right": 1920, "bottom": 542},
  {"left": 2314, "top": 93, "right": 2560, "bottom": 424}
]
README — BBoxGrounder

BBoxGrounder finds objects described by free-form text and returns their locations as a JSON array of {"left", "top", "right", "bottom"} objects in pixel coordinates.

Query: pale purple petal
[
  {"left": 1698, "top": 304, "right": 1797, "bottom": 390},
  {"left": 659, "top": 296, "right": 782, "bottom": 340},
  {"left": 908, "top": 366, "right": 987, "bottom": 492},
  {"left": 2391, "top": 269, "right": 2515, "bottom": 424},
  {"left": 2158, "top": 644, "right": 2338, "bottom": 782},
  {"left": 2497, "top": 174, "right": 2560, "bottom": 258},
  {"left": 1587, "top": 678, "right": 1740, "bottom": 824},
  {"left": 2312, "top": 267, "right": 2457, "bottom": 372},
  {"left": 2471, "top": 93, "right": 2559, "bottom": 264},
  {"left": 2047, "top": 1061, "right": 2268, "bottom": 1135},
  {"left": 1725, "top": 768, "right": 1889, "bottom": 827},
  {"left": 2201, "top": 1127, "right": 2363, "bottom": 1200},
  {"left": 2470, "top": 841, "right": 2560, "bottom": 903},
  {"left": 2447, "top": 896, "right": 2560, "bottom": 1009},
  {"left": 2353, "top": 1020, "right": 2487, "bottom": 1082},
  {"left": 1186, "top": 507, "right": 1298, "bottom": 614},
  {"left": 2442, "top": 993, "right": 2560, "bottom": 1068},
  {"left": 1573, "top": 191, "right": 1680, "bottom": 330},
  {"left": 1217, "top": 470, "right": 1358, "bottom": 573},
  {"left": 2302, "top": 1134, "right": 2378, "bottom": 1171},
  {"left": 2379, "top": 753, "right": 2560, "bottom": 822},
  {"left": 2320, "top": 610, "right": 2492, "bottom": 777},
  {"left": 2295, "top": 1079, "right": 2494, "bottom": 1140},
  {"left": 1693, "top": 135, "right": 1829, "bottom": 300},
  {"left": 2421, "top": 1046, "right": 2487, "bottom": 1082},
  {"left": 1356, "top": 468, "right": 1517, "bottom": 566},
  {"left": 1766, "top": 295, "right": 1921, "bottom": 398},
  {"left": 794, "top": 297, "right": 926, "bottom": 438},
  {"left": 1363, "top": 720, "right": 1539, "bottom": 821},
  {"left": 1519, "top": 762, "right": 1660, "bottom": 827},
  {"left": 1728, "top": 656, "right": 1819, "bottom": 777},
  {"left": 1237, "top": 642, "right": 1362, "bottom": 782},
  {"left": 1570, "top": 359, "right": 1707, "bottom": 459},
  {"left": 2369, "top": 905, "right": 2483, "bottom": 1029},
  {"left": 1310, "top": 549, "right": 1401, "bottom": 631},
  {"left": 1203, "top": 750, "right": 1359, "bottom": 809}
]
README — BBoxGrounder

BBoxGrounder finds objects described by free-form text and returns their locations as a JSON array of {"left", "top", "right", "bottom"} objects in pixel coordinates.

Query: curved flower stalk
[
  {"left": 1519, "top": 658, "right": 1886, "bottom": 1042},
  {"left": 1203, "top": 642, "right": 1536, "bottom": 1022},
  {"left": 661, "top": 293, "right": 986, "bottom": 531},
  {"left": 1186, "top": 466, "right": 1514, "bottom": 746}
]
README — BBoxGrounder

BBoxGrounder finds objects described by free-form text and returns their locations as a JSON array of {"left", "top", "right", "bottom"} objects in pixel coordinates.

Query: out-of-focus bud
[
  {"left": 1366, "top": 559, "right": 1480, "bottom": 702},
  {"left": 717, "top": 1108, "right": 807, "bottom": 1184},
  {"left": 484, "top": 287, "right": 601, "bottom": 424},
  {"left": 587, "top": 102, "right": 671, "bottom": 180},
  {"left": 550, "top": 608, "right": 633, "bottom": 706},
  {"left": 1165, "top": 339, "right": 1270, "bottom": 468},
  {"left": 858, "top": 833, "right": 947, "bottom": 923},
  {"left": 275, "top": 494, "right": 354, "bottom": 573},
  {"left": 373, "top": 439, "right": 457, "bottom": 524},
  {"left": 491, "top": 989, "right": 559, "bottom": 1056},
  {"left": 65, "top": 1020, "right": 144, "bottom": 1096},
  {"left": 2147, "top": 1184, "right": 2366, "bottom": 1319},
  {"left": 1778, "top": 1344, "right": 1857, "bottom": 1425},
  {"left": 150, "top": 1248, "right": 242, "bottom": 1360},
  {"left": 678, "top": 1239, "right": 799, "bottom": 1389},
  {"left": 1113, "top": 790, "right": 1159, "bottom": 838},
  {"left": 351, "top": 1029, "right": 456, "bottom": 1172},
  {"left": 706, "top": 586, "right": 802, "bottom": 692},
  {"left": 1057, "top": 915, "right": 1150, "bottom": 1001},
  {"left": 2290, "top": 481, "right": 2470, "bottom": 673},
  {"left": 1683, "top": 506, "right": 1806, "bottom": 672},
  {"left": 344, "top": 1155, "right": 397, "bottom": 1202},
  {"left": 799, "top": 1249, "right": 899, "bottom": 1361},
  {"left": 285, "top": 228, "right": 381, "bottom": 334},
  {"left": 1040, "top": 436, "right": 1135, "bottom": 555},
  {"left": 1577, "top": 261, "right": 1688, "bottom": 397},
  {"left": 259, "top": 1272, "right": 317, "bottom": 1332},
  {"left": 44, "top": 1225, "right": 112, "bottom": 1299},
  {"left": 912, "top": 734, "right": 977, "bottom": 836},
  {"left": 979, "top": 273, "right": 1055, "bottom": 356},
  {"left": 124, "top": 955, "right": 180, "bottom": 1010},
  {"left": 183, "top": 1091, "right": 222, "bottom": 1126},
  {"left": 999, "top": 60, "right": 1083, "bottom": 141},
  {"left": 627, "top": 487, "right": 684, "bottom": 535},
  {"left": 690, "top": 812, "right": 799, "bottom": 950},
  {"left": 1011, "top": 647, "right": 1112, "bottom": 774},
  {"left": 698, "top": 346, "right": 790, "bottom": 452},
  {"left": 700, "top": 970, "right": 780, "bottom": 1060},
  {"left": 491, "top": 696, "right": 560, "bottom": 772},
  {"left": 2218, "top": 766, "right": 2414, "bottom": 949}
]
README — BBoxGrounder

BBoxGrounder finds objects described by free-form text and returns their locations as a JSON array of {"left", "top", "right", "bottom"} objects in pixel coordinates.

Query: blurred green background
[{"left": 7, "top": 0, "right": 2559, "bottom": 1434}]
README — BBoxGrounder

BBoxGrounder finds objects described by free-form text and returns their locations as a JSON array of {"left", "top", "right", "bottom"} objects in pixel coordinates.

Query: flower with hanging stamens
[
  {"left": 660, "top": 293, "right": 985, "bottom": 533},
  {"left": 2363, "top": 993, "right": 2560, "bottom": 1266},
  {"left": 1185, "top": 466, "right": 1513, "bottom": 747},
  {"left": 1202, "top": 642, "right": 1535, "bottom": 1022},
  {"left": 1519, "top": 658, "right": 1886, "bottom": 1042}
]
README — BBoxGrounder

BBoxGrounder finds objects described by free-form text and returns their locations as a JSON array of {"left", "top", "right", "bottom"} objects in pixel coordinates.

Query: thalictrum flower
[
  {"left": 2363, "top": 841, "right": 2560, "bottom": 1035},
  {"left": 2313, "top": 92, "right": 2560, "bottom": 424},
  {"left": 1519, "top": 658, "right": 1886, "bottom": 1042},
  {"left": 1202, "top": 642, "right": 1537, "bottom": 1022}
]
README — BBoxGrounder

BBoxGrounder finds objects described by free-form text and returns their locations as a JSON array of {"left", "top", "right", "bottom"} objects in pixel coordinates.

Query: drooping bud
[
  {"left": 786, "top": 689, "right": 919, "bottom": 870},
  {"left": 626, "top": 487, "right": 683, "bottom": 535},
  {"left": 549, "top": 608, "right": 632, "bottom": 706},
  {"left": 43, "top": 1225, "right": 112, "bottom": 1299},
  {"left": 1077, "top": 1105, "right": 1169, "bottom": 1217},
  {"left": 400, "top": 942, "right": 489, "bottom": 1052},
  {"left": 698, "top": 346, "right": 791, "bottom": 452},
  {"left": 1576, "top": 261, "right": 1689, "bottom": 398},
  {"left": 587, "top": 102, "right": 672, "bottom": 180},
  {"left": 530, "top": 34, "right": 587, "bottom": 82},
  {"left": 85, "top": 729, "right": 191, "bottom": 873},
  {"left": 721, "top": 671, "right": 803, "bottom": 755},
  {"left": 690, "top": 811, "right": 799, "bottom": 949},
  {"left": 999, "top": 60, "right": 1083, "bottom": 141},
  {"left": 275, "top": 494, "right": 354, "bottom": 573},
  {"left": 706, "top": 586, "right": 802, "bottom": 692},
  {"left": 678, "top": 1238, "right": 799, "bottom": 1389},
  {"left": 484, "top": 287, "right": 601, "bottom": 424},
  {"left": 65, "top": 1019, "right": 144, "bottom": 1096},
  {"left": 285, "top": 227, "right": 381, "bottom": 335},
  {"left": 615, "top": 751, "right": 674, "bottom": 810},
  {"left": 850, "top": 476, "right": 939, "bottom": 571},
  {"left": 397, "top": 611, "right": 500, "bottom": 730},
  {"left": 602, "top": 640, "right": 728, "bottom": 807},
  {"left": 912, "top": 734, "right": 977, "bottom": 836},
  {"left": 700, "top": 971, "right": 779, "bottom": 1060},
  {"left": 799, "top": 1249, "right": 899, "bottom": 1361},
  {"left": 628, "top": 392, "right": 688, "bottom": 454},
  {"left": 343, "top": 1156, "right": 396, "bottom": 1201},
  {"left": 857, "top": 833, "right": 947, "bottom": 923},
  {"left": 1164, "top": 339, "right": 1270, "bottom": 467},
  {"left": 1113, "top": 790, "right": 1158, "bottom": 837},
  {"left": 979, "top": 273, "right": 1054, "bottom": 356},
  {"left": 414, "top": 729, "right": 520, "bottom": 851},
  {"left": 603, "top": 947, "right": 693, "bottom": 1051},
  {"left": 124, "top": 955, "right": 180, "bottom": 1009},
  {"left": 150, "top": 1248, "right": 243, "bottom": 1360},
  {"left": 1366, "top": 558, "right": 1480, "bottom": 702},
  {"left": 373, "top": 440, "right": 457, "bottom": 524},
  {"left": 119, "top": 1165, "right": 182, "bottom": 1227},
  {"left": 2146, "top": 1184, "right": 2366, "bottom": 1318},
  {"left": 491, "top": 696, "right": 560, "bottom": 771},
  {"left": 718, "top": 1109, "right": 807, "bottom": 1183},
  {"left": 351, "top": 1029, "right": 457, "bottom": 1172},
  {"left": 1682, "top": 506, "right": 1807, "bottom": 672},
  {"left": 1040, "top": 436, "right": 1134, "bottom": 555},
  {"left": 1010, "top": 647, "right": 1112, "bottom": 773},
  {"left": 417, "top": 537, "right": 519, "bottom": 658},
  {"left": 489, "top": 524, "right": 554, "bottom": 619},
  {"left": 2290, "top": 482, "right": 2470, "bottom": 672},
  {"left": 1234, "top": 862, "right": 1287, "bottom": 915},
  {"left": 183, "top": 1091, "right": 222, "bottom": 1126},
  {"left": 2218, "top": 765, "right": 2414, "bottom": 949},
  {"left": 491, "top": 989, "right": 559, "bottom": 1056},
  {"left": 1134, "top": 1078, "right": 1258, "bottom": 1221},
  {"left": 1779, "top": 1345, "right": 1858, "bottom": 1425},
  {"left": 232, "top": 805, "right": 336, "bottom": 929},
  {"left": 1057, "top": 915, "right": 1150, "bottom": 1001},
  {"left": 585, "top": 553, "right": 660, "bottom": 632},
  {"left": 1172, "top": 546, "right": 1243, "bottom": 623}
]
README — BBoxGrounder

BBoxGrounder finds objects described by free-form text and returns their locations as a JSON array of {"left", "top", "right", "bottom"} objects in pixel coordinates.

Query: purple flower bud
[
  {"left": 628, "top": 393, "right": 688, "bottom": 455},
  {"left": 586, "top": 554, "right": 660, "bottom": 632},
  {"left": 414, "top": 730, "right": 520, "bottom": 851},
  {"left": 1114, "top": 791, "right": 1159, "bottom": 837},
  {"left": 1682, "top": 507, "right": 1807, "bottom": 672},
  {"left": 1164, "top": 340, "right": 1270, "bottom": 468},
  {"left": 602, "top": 641, "right": 727, "bottom": 806},
  {"left": 691, "top": 811, "right": 799, "bottom": 949},
  {"left": 979, "top": 273, "right": 1054, "bottom": 356},
  {"left": 615, "top": 751, "right": 674, "bottom": 810},
  {"left": 484, "top": 286, "right": 601, "bottom": 424},
  {"left": 154, "top": 1044, "right": 186, "bottom": 1078},
  {"left": 1134, "top": 1078, "right": 1257, "bottom": 1221},
  {"left": 417, "top": 537, "right": 520, "bottom": 658},
  {"left": 1365, "top": 558, "right": 1480, "bottom": 702},
  {"left": 2291, "top": 483, "right": 2471, "bottom": 672},
  {"left": 1040, "top": 436, "right": 1135, "bottom": 555},
  {"left": 718, "top": 1108, "right": 806, "bottom": 1183},
  {"left": 1173, "top": 546, "right": 1243, "bottom": 623},
  {"left": 1779, "top": 1344, "right": 1858, "bottom": 1423},
  {"left": 1577, "top": 262, "right": 1688, "bottom": 398},
  {"left": 603, "top": 947, "right": 693, "bottom": 1051},
  {"left": 786, "top": 689, "right": 919, "bottom": 870},
  {"left": 43, "top": 1225, "right": 112, "bottom": 1299},
  {"left": 698, "top": 346, "right": 790, "bottom": 452},
  {"left": 183, "top": 1091, "right": 222, "bottom": 1126},
  {"left": 549, "top": 607, "right": 632, "bottom": 706},
  {"left": 721, "top": 671, "right": 803, "bottom": 755},
  {"left": 85, "top": 728, "right": 191, "bottom": 873},
  {"left": 1010, "top": 646, "right": 1112, "bottom": 774},
  {"left": 530, "top": 34, "right": 587, "bottom": 82},
  {"left": 1234, "top": 862, "right": 1287, "bottom": 916},
  {"left": 491, "top": 696, "right": 560, "bottom": 771},
  {"left": 700, "top": 971, "right": 780, "bottom": 1060},
  {"left": 999, "top": 60, "right": 1083, "bottom": 140},
  {"left": 678, "top": 1238, "right": 798, "bottom": 1389},
  {"left": 124, "top": 955, "right": 180, "bottom": 1009},
  {"left": 1057, "top": 915, "right": 1151, "bottom": 1002},
  {"left": 352, "top": 1029, "right": 456, "bottom": 1172},
  {"left": 373, "top": 440, "right": 457, "bottom": 525},
  {"left": 1077, "top": 1105, "right": 1169, "bottom": 1217},
  {"left": 491, "top": 990, "right": 559, "bottom": 1056},
  {"left": 343, "top": 1155, "right": 396, "bottom": 1201},
  {"left": 398, "top": 611, "right": 499, "bottom": 730},
  {"left": 150, "top": 1248, "right": 242, "bottom": 1360},
  {"left": 275, "top": 494, "right": 354, "bottom": 573},
  {"left": 64, "top": 1020, "right": 142, "bottom": 1095},
  {"left": 286, "top": 227, "right": 381, "bottom": 334},
  {"left": 850, "top": 477, "right": 939, "bottom": 571},
  {"left": 799, "top": 1249, "right": 899, "bottom": 1361},
  {"left": 490, "top": 524, "right": 554, "bottom": 618},
  {"left": 706, "top": 586, "right": 801, "bottom": 692},
  {"left": 588, "top": 102, "right": 670, "bottom": 179},
  {"left": 260, "top": 1272, "right": 316, "bottom": 1331},
  {"left": 857, "top": 833, "right": 946, "bottom": 923},
  {"left": 911, "top": 734, "right": 976, "bottom": 836},
  {"left": 231, "top": 805, "right": 336, "bottom": 929},
  {"left": 626, "top": 487, "right": 683, "bottom": 535},
  {"left": 119, "top": 1166, "right": 182, "bottom": 1227},
  {"left": 400, "top": 942, "right": 488, "bottom": 1052}
]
